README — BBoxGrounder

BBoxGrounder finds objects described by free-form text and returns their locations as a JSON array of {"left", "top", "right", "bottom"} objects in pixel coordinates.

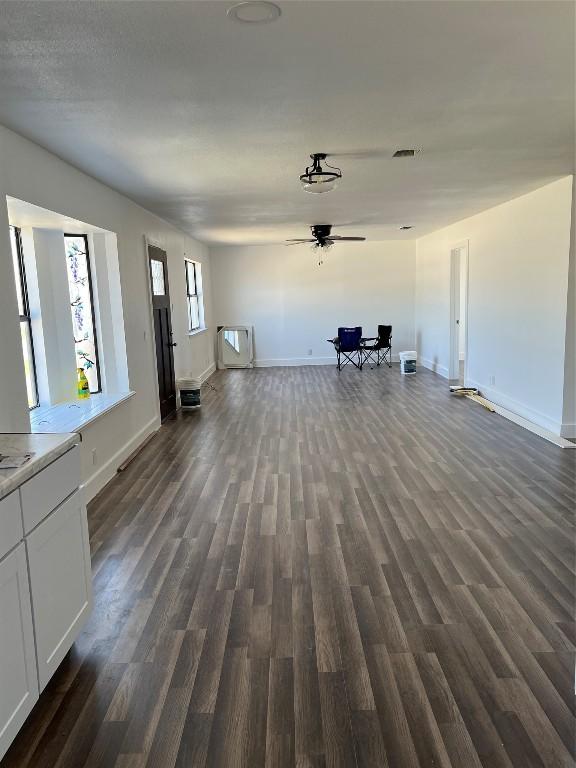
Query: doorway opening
[
  {"left": 147, "top": 244, "right": 177, "bottom": 421},
  {"left": 449, "top": 241, "right": 469, "bottom": 383}
]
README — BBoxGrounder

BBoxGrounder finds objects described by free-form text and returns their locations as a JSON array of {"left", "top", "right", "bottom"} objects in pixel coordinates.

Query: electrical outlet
[
  {"left": 91, "top": 448, "right": 97, "bottom": 466},
  {"left": 308, "top": 349, "right": 313, "bottom": 356}
]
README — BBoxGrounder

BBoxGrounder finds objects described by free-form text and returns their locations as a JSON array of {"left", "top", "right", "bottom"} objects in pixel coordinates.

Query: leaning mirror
[{"left": 217, "top": 326, "right": 254, "bottom": 369}]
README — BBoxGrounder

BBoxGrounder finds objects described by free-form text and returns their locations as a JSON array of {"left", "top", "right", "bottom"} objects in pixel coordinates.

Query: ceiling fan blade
[
  {"left": 327, "top": 149, "right": 390, "bottom": 160},
  {"left": 330, "top": 236, "right": 366, "bottom": 241},
  {"left": 286, "top": 238, "right": 314, "bottom": 243}
]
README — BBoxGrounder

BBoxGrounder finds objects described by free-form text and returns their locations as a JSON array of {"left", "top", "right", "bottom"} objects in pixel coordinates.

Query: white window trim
[
  {"left": 13, "top": 215, "right": 130, "bottom": 408},
  {"left": 185, "top": 258, "right": 205, "bottom": 334},
  {"left": 188, "top": 326, "right": 209, "bottom": 338}
]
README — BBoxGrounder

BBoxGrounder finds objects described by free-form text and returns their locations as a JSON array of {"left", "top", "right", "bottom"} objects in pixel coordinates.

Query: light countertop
[
  {"left": 30, "top": 392, "right": 134, "bottom": 434},
  {"left": 0, "top": 433, "right": 79, "bottom": 501}
]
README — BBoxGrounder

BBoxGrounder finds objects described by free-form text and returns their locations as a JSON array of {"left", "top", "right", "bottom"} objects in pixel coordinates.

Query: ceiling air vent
[{"left": 393, "top": 148, "right": 421, "bottom": 157}]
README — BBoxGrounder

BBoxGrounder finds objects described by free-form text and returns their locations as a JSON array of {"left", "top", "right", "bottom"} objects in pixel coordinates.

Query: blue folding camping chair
[{"left": 334, "top": 327, "right": 363, "bottom": 371}]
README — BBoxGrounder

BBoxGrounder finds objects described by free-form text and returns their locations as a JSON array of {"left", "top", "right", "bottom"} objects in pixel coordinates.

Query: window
[
  {"left": 150, "top": 258, "right": 166, "bottom": 296},
  {"left": 64, "top": 234, "right": 101, "bottom": 393},
  {"left": 185, "top": 260, "right": 202, "bottom": 332},
  {"left": 10, "top": 226, "right": 38, "bottom": 408}
]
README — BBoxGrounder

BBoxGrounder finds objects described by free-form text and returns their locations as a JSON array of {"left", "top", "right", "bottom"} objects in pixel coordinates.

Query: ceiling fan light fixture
[
  {"left": 311, "top": 239, "right": 332, "bottom": 265},
  {"left": 300, "top": 153, "right": 342, "bottom": 194},
  {"left": 285, "top": 225, "right": 366, "bottom": 258},
  {"left": 311, "top": 239, "right": 333, "bottom": 251}
]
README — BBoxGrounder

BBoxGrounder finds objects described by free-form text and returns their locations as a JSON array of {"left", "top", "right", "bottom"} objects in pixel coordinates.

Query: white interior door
[{"left": 449, "top": 242, "right": 469, "bottom": 382}]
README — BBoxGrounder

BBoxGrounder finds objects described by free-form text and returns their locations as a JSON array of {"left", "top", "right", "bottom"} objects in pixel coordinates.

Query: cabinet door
[
  {"left": 0, "top": 543, "right": 39, "bottom": 762},
  {"left": 26, "top": 490, "right": 93, "bottom": 691}
]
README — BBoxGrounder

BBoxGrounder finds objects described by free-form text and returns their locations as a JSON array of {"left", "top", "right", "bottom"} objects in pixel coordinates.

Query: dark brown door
[{"left": 148, "top": 246, "right": 177, "bottom": 421}]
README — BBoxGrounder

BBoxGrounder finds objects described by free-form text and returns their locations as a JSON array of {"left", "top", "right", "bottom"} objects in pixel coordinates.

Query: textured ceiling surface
[{"left": 0, "top": 1, "right": 573, "bottom": 244}]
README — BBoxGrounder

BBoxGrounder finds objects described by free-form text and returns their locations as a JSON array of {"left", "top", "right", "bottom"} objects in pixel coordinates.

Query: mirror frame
[{"left": 217, "top": 325, "right": 254, "bottom": 369}]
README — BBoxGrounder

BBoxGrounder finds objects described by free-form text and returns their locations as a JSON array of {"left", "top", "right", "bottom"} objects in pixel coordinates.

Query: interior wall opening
[{"left": 5, "top": 196, "right": 130, "bottom": 432}]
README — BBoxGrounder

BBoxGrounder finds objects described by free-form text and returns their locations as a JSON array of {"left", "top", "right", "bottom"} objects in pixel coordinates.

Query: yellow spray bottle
[{"left": 77, "top": 367, "right": 90, "bottom": 399}]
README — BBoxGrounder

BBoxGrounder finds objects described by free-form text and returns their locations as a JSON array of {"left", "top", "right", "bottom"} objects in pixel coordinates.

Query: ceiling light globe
[
  {"left": 299, "top": 152, "right": 342, "bottom": 193},
  {"left": 227, "top": 1, "right": 281, "bottom": 23},
  {"left": 301, "top": 177, "right": 339, "bottom": 194}
]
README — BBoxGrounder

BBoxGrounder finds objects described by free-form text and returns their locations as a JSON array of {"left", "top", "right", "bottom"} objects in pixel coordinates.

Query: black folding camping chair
[{"left": 361, "top": 325, "right": 392, "bottom": 368}]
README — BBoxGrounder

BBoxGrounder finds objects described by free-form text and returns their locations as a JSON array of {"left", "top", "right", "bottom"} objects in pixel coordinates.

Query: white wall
[
  {"left": 562, "top": 176, "right": 576, "bottom": 437},
  {"left": 210, "top": 241, "right": 416, "bottom": 366},
  {"left": 416, "top": 176, "right": 573, "bottom": 435},
  {"left": 458, "top": 246, "right": 467, "bottom": 359},
  {"left": 0, "top": 124, "right": 215, "bottom": 500}
]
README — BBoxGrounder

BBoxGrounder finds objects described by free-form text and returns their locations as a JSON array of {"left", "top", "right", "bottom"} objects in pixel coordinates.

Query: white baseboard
[
  {"left": 255, "top": 356, "right": 336, "bottom": 367},
  {"left": 198, "top": 361, "right": 216, "bottom": 383},
  {"left": 486, "top": 403, "right": 575, "bottom": 449},
  {"left": 420, "top": 357, "right": 449, "bottom": 378},
  {"left": 81, "top": 415, "right": 160, "bottom": 502},
  {"left": 461, "top": 378, "right": 574, "bottom": 448},
  {"left": 255, "top": 353, "right": 401, "bottom": 368},
  {"left": 464, "top": 378, "right": 562, "bottom": 434}
]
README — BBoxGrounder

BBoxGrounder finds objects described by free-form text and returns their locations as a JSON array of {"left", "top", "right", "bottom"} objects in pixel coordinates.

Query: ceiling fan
[
  {"left": 286, "top": 224, "right": 366, "bottom": 247},
  {"left": 286, "top": 224, "right": 366, "bottom": 263}
]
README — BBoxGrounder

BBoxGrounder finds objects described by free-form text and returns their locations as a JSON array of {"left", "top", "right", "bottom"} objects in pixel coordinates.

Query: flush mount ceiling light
[
  {"left": 299, "top": 153, "right": 342, "bottom": 194},
  {"left": 227, "top": 1, "right": 281, "bottom": 23}
]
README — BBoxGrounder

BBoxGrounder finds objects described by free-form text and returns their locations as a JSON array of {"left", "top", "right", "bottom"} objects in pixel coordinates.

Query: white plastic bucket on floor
[
  {"left": 177, "top": 378, "right": 202, "bottom": 409},
  {"left": 399, "top": 351, "right": 417, "bottom": 375}
]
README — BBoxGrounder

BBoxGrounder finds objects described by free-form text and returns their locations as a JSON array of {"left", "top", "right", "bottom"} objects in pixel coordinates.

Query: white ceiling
[{"left": 0, "top": 1, "right": 573, "bottom": 244}]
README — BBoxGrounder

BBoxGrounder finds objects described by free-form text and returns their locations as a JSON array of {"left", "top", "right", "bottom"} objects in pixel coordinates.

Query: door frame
[
  {"left": 449, "top": 239, "right": 469, "bottom": 382},
  {"left": 144, "top": 236, "right": 177, "bottom": 421},
  {"left": 143, "top": 236, "right": 161, "bottom": 422}
]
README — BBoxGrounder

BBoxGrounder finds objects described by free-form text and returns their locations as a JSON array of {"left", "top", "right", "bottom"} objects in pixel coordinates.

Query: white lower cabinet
[
  {"left": 26, "top": 490, "right": 93, "bottom": 691},
  {"left": 0, "top": 443, "right": 92, "bottom": 760},
  {"left": 0, "top": 543, "right": 39, "bottom": 761}
]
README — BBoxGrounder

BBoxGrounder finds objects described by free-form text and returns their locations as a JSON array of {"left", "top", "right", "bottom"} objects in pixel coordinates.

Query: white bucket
[
  {"left": 178, "top": 378, "right": 202, "bottom": 390},
  {"left": 399, "top": 351, "right": 417, "bottom": 375},
  {"left": 177, "top": 378, "right": 202, "bottom": 409}
]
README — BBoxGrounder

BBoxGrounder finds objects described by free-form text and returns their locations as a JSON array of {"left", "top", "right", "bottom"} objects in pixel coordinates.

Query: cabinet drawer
[
  {"left": 20, "top": 445, "right": 80, "bottom": 534},
  {"left": 26, "top": 489, "right": 92, "bottom": 691},
  {"left": 0, "top": 491, "right": 23, "bottom": 561}
]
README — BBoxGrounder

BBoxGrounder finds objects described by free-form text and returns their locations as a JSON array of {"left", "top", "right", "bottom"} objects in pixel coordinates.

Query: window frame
[
  {"left": 64, "top": 233, "right": 102, "bottom": 394},
  {"left": 10, "top": 226, "right": 39, "bottom": 409},
  {"left": 185, "top": 259, "right": 201, "bottom": 333}
]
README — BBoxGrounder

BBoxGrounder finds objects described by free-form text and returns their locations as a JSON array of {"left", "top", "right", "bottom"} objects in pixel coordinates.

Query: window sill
[
  {"left": 188, "top": 327, "right": 208, "bottom": 338},
  {"left": 30, "top": 391, "right": 135, "bottom": 434}
]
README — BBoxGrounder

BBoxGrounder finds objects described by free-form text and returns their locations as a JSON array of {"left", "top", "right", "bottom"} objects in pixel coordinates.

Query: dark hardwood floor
[{"left": 3, "top": 365, "right": 575, "bottom": 767}]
